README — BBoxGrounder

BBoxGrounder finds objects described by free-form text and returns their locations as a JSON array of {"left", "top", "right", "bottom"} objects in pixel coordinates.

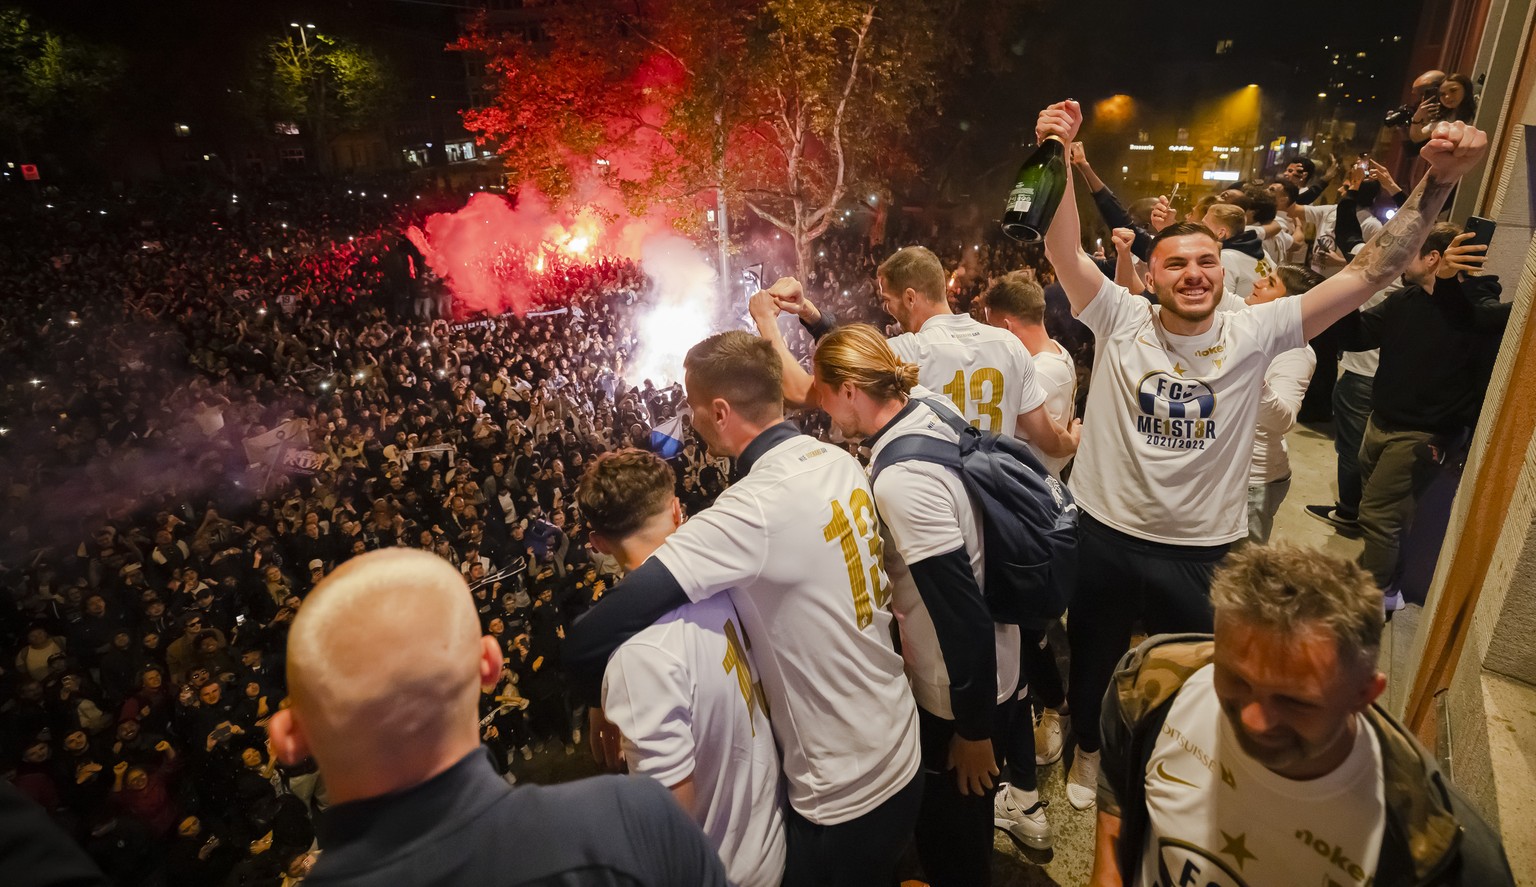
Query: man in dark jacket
[
  {"left": 1339, "top": 224, "right": 1510, "bottom": 605},
  {"left": 266, "top": 548, "right": 724, "bottom": 886},
  {"left": 1090, "top": 544, "right": 1513, "bottom": 887}
]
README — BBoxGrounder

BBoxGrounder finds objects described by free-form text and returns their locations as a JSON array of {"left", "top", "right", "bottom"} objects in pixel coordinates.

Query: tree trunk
[
  {"left": 794, "top": 198, "right": 810, "bottom": 284},
  {"left": 713, "top": 108, "right": 730, "bottom": 298}
]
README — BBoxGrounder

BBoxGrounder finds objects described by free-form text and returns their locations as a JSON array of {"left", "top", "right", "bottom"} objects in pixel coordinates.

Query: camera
[{"left": 1384, "top": 104, "right": 1416, "bottom": 128}]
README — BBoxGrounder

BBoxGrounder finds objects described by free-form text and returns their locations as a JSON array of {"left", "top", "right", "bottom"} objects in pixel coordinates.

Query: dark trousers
[
  {"left": 913, "top": 707, "right": 995, "bottom": 887},
  {"left": 1067, "top": 515, "right": 1228, "bottom": 753},
  {"left": 995, "top": 630, "right": 1056, "bottom": 787},
  {"left": 782, "top": 769, "right": 923, "bottom": 887},
  {"left": 1019, "top": 629, "right": 1065, "bottom": 711},
  {"left": 1358, "top": 415, "right": 1437, "bottom": 589},
  {"left": 1332, "top": 370, "right": 1375, "bottom": 516}
]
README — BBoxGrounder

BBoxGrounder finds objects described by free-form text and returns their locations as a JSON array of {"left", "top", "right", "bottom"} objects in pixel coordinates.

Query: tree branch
[{"left": 805, "top": 2, "right": 875, "bottom": 229}]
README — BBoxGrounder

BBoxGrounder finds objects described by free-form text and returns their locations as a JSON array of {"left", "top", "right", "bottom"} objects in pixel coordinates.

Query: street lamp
[{"left": 290, "top": 22, "right": 316, "bottom": 51}]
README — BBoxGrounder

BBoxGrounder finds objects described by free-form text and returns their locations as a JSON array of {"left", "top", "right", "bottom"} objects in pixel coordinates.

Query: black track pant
[{"left": 1067, "top": 514, "right": 1229, "bottom": 753}]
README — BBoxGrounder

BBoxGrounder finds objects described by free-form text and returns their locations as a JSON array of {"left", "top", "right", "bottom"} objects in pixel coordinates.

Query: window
[
  {"left": 402, "top": 147, "right": 430, "bottom": 167},
  {"left": 173, "top": 123, "right": 191, "bottom": 137},
  {"left": 446, "top": 141, "right": 477, "bottom": 163},
  {"left": 274, "top": 121, "right": 300, "bottom": 136},
  {"left": 1215, "top": 39, "right": 1233, "bottom": 55}
]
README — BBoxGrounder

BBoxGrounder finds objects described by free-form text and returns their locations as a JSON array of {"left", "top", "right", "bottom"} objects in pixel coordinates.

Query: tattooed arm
[{"left": 1300, "top": 120, "right": 1488, "bottom": 340}]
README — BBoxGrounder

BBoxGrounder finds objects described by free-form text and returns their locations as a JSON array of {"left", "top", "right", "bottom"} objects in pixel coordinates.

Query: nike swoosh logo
[
  {"left": 1155, "top": 760, "right": 1197, "bottom": 788},
  {"left": 1136, "top": 336, "right": 1163, "bottom": 350}
]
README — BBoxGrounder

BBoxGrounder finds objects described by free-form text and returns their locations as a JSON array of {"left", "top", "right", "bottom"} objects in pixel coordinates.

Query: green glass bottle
[{"left": 1001, "top": 136, "right": 1067, "bottom": 242}]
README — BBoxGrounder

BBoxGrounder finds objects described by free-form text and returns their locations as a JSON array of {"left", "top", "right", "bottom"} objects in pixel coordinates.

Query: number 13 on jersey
[
  {"left": 822, "top": 489, "right": 888, "bottom": 629},
  {"left": 941, "top": 367, "right": 1005, "bottom": 431}
]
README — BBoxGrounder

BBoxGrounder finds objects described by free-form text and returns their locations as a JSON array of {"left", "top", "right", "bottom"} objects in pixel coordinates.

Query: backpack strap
[
  {"left": 911, "top": 396, "right": 976, "bottom": 438},
  {"left": 869, "top": 433, "right": 961, "bottom": 484}
]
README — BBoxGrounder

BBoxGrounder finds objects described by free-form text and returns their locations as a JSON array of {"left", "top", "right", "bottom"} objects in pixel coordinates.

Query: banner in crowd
[
  {"left": 450, "top": 319, "right": 497, "bottom": 333},
  {"left": 398, "top": 443, "right": 457, "bottom": 467},
  {"left": 281, "top": 448, "right": 327, "bottom": 475},
  {"left": 650, "top": 411, "right": 689, "bottom": 460},
  {"left": 243, "top": 419, "right": 311, "bottom": 467}
]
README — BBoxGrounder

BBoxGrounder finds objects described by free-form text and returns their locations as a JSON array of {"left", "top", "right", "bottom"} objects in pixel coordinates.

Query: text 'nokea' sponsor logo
[{"left": 1295, "top": 829, "right": 1374, "bottom": 885}]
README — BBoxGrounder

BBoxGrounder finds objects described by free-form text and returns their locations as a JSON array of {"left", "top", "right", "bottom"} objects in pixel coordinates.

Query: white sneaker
[
  {"left": 502, "top": 771, "right": 519, "bottom": 786},
  {"left": 1034, "top": 708, "right": 1064, "bottom": 766},
  {"left": 993, "top": 785, "right": 1053, "bottom": 850},
  {"left": 1066, "top": 748, "right": 1100, "bottom": 810}
]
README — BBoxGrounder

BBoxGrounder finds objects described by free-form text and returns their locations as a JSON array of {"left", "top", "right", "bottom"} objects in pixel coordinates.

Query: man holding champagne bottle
[{"left": 1030, "top": 98, "right": 1488, "bottom": 813}]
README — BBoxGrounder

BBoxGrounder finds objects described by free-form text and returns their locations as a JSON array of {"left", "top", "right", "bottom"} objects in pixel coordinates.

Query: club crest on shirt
[
  {"left": 1135, "top": 372, "right": 1218, "bottom": 450},
  {"left": 1154, "top": 837, "right": 1252, "bottom": 887}
]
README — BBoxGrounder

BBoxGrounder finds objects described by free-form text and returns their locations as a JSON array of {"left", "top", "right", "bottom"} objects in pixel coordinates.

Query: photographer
[{"left": 1392, "top": 70, "right": 1477, "bottom": 153}]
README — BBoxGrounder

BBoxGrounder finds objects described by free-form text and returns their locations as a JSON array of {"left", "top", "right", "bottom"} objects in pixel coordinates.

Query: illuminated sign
[
  {"left": 1168, "top": 145, "right": 1195, "bottom": 152},
  {"left": 1202, "top": 170, "right": 1241, "bottom": 182},
  {"left": 1129, "top": 144, "right": 1155, "bottom": 151}
]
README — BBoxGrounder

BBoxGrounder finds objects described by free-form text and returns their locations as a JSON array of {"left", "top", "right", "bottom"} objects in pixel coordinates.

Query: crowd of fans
[
  {"left": 0, "top": 178, "right": 729, "bottom": 885},
  {"left": 0, "top": 69, "right": 1508, "bottom": 883}
]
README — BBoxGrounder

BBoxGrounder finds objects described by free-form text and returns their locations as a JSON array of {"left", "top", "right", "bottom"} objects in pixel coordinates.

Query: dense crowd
[{"left": 0, "top": 179, "right": 727, "bottom": 885}]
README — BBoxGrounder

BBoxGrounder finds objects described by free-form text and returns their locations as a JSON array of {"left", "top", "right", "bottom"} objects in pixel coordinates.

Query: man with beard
[
  {"left": 1034, "top": 99, "right": 1488, "bottom": 810},
  {"left": 1089, "top": 544, "right": 1512, "bottom": 886}
]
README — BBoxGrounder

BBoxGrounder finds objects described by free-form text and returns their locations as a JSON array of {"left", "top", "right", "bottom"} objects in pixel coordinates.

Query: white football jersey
[
  {"left": 1025, "top": 340, "right": 1078, "bottom": 479},
  {"left": 653, "top": 429, "right": 921, "bottom": 826},
  {"left": 1141, "top": 666, "right": 1385, "bottom": 887},
  {"left": 1073, "top": 279, "right": 1304, "bottom": 545},
  {"left": 888, "top": 313, "right": 1047, "bottom": 435},
  {"left": 603, "top": 594, "right": 786, "bottom": 887},
  {"left": 869, "top": 394, "right": 1020, "bottom": 720}
]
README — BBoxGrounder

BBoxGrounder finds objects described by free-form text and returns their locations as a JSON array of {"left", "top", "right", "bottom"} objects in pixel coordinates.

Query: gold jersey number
[
  {"left": 822, "top": 489, "right": 888, "bottom": 629},
  {"left": 941, "top": 367, "right": 1005, "bottom": 431}
]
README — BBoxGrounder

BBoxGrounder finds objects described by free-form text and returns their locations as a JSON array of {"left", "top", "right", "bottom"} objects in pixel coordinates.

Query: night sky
[{"left": 13, "top": 0, "right": 1426, "bottom": 198}]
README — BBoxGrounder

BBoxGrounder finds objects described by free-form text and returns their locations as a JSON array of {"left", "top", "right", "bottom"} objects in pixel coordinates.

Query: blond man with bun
[{"left": 812, "top": 323, "right": 1048, "bottom": 885}]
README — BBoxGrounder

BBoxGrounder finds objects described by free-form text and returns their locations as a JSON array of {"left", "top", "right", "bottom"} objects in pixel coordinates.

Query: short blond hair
[
  {"left": 1204, "top": 203, "right": 1247, "bottom": 240},
  {"left": 982, "top": 271, "right": 1046, "bottom": 324},
  {"left": 878, "top": 246, "right": 947, "bottom": 304},
  {"left": 813, "top": 324, "right": 919, "bottom": 403},
  {"left": 1211, "top": 544, "right": 1383, "bottom": 670}
]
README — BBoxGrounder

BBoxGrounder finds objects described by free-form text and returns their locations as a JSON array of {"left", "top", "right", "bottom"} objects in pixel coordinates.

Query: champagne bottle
[{"left": 1001, "top": 136, "right": 1067, "bottom": 242}]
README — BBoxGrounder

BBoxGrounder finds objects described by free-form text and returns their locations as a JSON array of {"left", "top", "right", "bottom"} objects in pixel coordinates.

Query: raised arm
[
  {"left": 1300, "top": 120, "right": 1487, "bottom": 339},
  {"left": 1039, "top": 101, "right": 1113, "bottom": 316},
  {"left": 1110, "top": 227, "right": 1142, "bottom": 292},
  {"left": 749, "top": 291, "right": 817, "bottom": 409}
]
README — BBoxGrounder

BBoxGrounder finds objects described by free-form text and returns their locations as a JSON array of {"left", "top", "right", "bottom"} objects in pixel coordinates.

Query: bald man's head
[{"left": 278, "top": 549, "right": 492, "bottom": 793}]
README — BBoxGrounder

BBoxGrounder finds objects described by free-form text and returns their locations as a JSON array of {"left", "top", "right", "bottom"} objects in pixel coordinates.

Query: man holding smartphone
[{"left": 1334, "top": 221, "right": 1510, "bottom": 609}]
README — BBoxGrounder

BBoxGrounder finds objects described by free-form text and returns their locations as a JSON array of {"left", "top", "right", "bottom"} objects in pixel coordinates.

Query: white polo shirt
[
  {"left": 652, "top": 427, "right": 921, "bottom": 825},
  {"left": 888, "top": 313, "right": 1048, "bottom": 435},
  {"left": 869, "top": 395, "right": 1020, "bottom": 720},
  {"left": 1073, "top": 279, "right": 1305, "bottom": 545},
  {"left": 602, "top": 594, "right": 786, "bottom": 887}
]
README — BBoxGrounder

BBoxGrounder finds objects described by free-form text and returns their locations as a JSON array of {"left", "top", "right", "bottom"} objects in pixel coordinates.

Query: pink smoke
[{"left": 406, "top": 173, "right": 689, "bottom": 316}]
